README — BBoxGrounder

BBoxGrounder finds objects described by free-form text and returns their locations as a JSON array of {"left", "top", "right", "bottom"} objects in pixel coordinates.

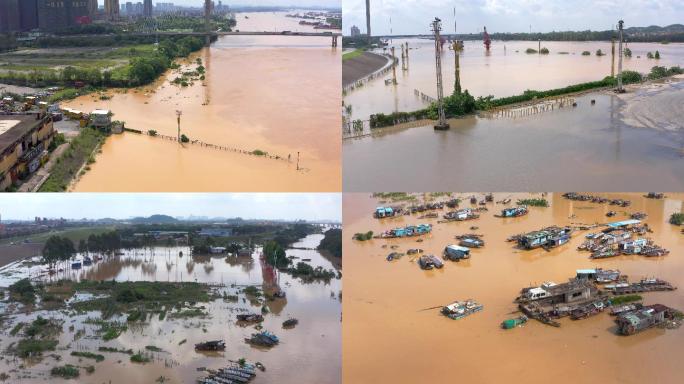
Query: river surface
[
  {"left": 344, "top": 39, "right": 684, "bottom": 120},
  {"left": 65, "top": 12, "right": 341, "bottom": 192},
  {"left": 343, "top": 192, "right": 684, "bottom": 384},
  {"left": 343, "top": 40, "right": 684, "bottom": 191},
  {"left": 0, "top": 233, "right": 341, "bottom": 384}
]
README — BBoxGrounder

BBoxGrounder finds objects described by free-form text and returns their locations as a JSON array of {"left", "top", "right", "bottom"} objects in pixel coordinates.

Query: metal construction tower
[
  {"left": 204, "top": 0, "right": 212, "bottom": 46},
  {"left": 453, "top": 42, "right": 461, "bottom": 94},
  {"left": 366, "top": 0, "right": 371, "bottom": 45},
  {"left": 617, "top": 20, "right": 624, "bottom": 93},
  {"left": 432, "top": 18, "right": 449, "bottom": 130}
]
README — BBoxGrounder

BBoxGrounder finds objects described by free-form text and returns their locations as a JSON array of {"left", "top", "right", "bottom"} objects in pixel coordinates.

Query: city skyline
[
  {"left": 342, "top": 0, "right": 684, "bottom": 35},
  {"left": 0, "top": 193, "right": 341, "bottom": 221},
  {"left": 97, "top": 0, "right": 341, "bottom": 8}
]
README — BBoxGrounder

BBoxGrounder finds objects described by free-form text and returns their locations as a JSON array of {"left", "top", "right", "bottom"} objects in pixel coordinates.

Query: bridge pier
[{"left": 332, "top": 35, "right": 338, "bottom": 47}]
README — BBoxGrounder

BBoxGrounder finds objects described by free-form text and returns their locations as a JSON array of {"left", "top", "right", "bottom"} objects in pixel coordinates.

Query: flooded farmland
[
  {"left": 343, "top": 193, "right": 684, "bottom": 384},
  {"left": 65, "top": 12, "right": 341, "bottom": 192},
  {"left": 0, "top": 233, "right": 341, "bottom": 384},
  {"left": 343, "top": 40, "right": 684, "bottom": 191}
]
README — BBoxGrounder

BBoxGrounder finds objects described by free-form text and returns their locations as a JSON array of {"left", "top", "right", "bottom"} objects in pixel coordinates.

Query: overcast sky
[
  {"left": 0, "top": 194, "right": 341, "bottom": 221},
  {"left": 343, "top": 0, "right": 684, "bottom": 35},
  {"left": 100, "top": 1, "right": 340, "bottom": 8}
]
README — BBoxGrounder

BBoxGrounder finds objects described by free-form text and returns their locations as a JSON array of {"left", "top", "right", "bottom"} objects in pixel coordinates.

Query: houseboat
[
  {"left": 195, "top": 340, "right": 226, "bottom": 351},
  {"left": 615, "top": 304, "right": 672, "bottom": 335},
  {"left": 458, "top": 237, "right": 484, "bottom": 248},
  {"left": 381, "top": 224, "right": 432, "bottom": 238},
  {"left": 443, "top": 208, "right": 479, "bottom": 221},
  {"left": 245, "top": 331, "right": 279, "bottom": 347},
  {"left": 443, "top": 245, "right": 471, "bottom": 261},
  {"left": 418, "top": 254, "right": 443, "bottom": 270},
  {"left": 499, "top": 206, "right": 528, "bottom": 218},
  {"left": 374, "top": 206, "right": 397, "bottom": 218},
  {"left": 517, "top": 226, "right": 572, "bottom": 250},
  {"left": 441, "top": 299, "right": 483, "bottom": 320}
]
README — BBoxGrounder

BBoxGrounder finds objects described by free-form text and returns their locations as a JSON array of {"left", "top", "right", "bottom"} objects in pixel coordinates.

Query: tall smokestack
[{"left": 366, "top": 0, "right": 371, "bottom": 45}]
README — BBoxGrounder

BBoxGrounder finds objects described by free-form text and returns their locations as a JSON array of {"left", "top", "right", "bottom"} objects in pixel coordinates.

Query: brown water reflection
[
  {"left": 0, "top": 233, "right": 341, "bottom": 384},
  {"left": 66, "top": 12, "right": 340, "bottom": 192},
  {"left": 344, "top": 193, "right": 684, "bottom": 384}
]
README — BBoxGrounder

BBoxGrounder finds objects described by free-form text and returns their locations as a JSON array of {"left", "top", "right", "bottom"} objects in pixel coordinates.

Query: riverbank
[
  {"left": 357, "top": 68, "right": 682, "bottom": 133},
  {"left": 342, "top": 51, "right": 391, "bottom": 87}
]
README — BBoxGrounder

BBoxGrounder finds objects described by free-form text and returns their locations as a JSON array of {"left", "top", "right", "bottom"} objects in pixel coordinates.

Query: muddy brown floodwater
[
  {"left": 0, "top": 233, "right": 341, "bottom": 384},
  {"left": 343, "top": 193, "right": 684, "bottom": 384},
  {"left": 65, "top": 12, "right": 340, "bottom": 192},
  {"left": 343, "top": 40, "right": 684, "bottom": 191}
]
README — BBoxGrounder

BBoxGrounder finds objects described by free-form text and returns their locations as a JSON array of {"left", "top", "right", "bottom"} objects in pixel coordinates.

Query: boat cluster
[
  {"left": 579, "top": 223, "right": 668, "bottom": 259},
  {"left": 562, "top": 193, "right": 632, "bottom": 207},
  {"left": 514, "top": 271, "right": 680, "bottom": 334},
  {"left": 198, "top": 363, "right": 258, "bottom": 384}
]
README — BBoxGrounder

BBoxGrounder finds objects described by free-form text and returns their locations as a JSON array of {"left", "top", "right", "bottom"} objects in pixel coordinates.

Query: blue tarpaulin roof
[{"left": 607, "top": 219, "right": 641, "bottom": 228}]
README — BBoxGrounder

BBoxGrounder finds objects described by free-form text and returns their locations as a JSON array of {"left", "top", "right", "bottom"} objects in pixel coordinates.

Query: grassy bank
[
  {"left": 38, "top": 128, "right": 105, "bottom": 192},
  {"left": 343, "top": 49, "right": 364, "bottom": 61},
  {"left": 368, "top": 66, "right": 682, "bottom": 129}
]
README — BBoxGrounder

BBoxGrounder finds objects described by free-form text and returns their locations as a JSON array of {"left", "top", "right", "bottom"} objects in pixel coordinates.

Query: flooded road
[
  {"left": 66, "top": 12, "right": 341, "bottom": 192},
  {"left": 0, "top": 233, "right": 341, "bottom": 384},
  {"left": 344, "top": 39, "right": 684, "bottom": 120},
  {"left": 344, "top": 79, "right": 684, "bottom": 191},
  {"left": 343, "top": 192, "right": 684, "bottom": 384}
]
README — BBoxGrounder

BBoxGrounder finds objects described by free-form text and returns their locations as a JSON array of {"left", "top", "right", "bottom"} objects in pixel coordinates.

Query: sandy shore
[{"left": 343, "top": 51, "right": 390, "bottom": 87}]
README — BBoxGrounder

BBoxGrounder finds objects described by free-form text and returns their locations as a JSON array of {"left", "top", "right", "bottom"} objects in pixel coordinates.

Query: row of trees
[{"left": 42, "top": 236, "right": 76, "bottom": 269}]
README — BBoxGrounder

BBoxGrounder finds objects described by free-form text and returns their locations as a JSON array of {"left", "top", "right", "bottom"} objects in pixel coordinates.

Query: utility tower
[
  {"left": 611, "top": 36, "right": 615, "bottom": 77},
  {"left": 365, "top": 0, "right": 371, "bottom": 46},
  {"left": 204, "top": 0, "right": 212, "bottom": 46},
  {"left": 432, "top": 18, "right": 449, "bottom": 130},
  {"left": 616, "top": 20, "right": 624, "bottom": 93}
]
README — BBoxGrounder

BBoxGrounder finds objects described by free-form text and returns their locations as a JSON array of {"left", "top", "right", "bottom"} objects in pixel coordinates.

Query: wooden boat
[{"left": 195, "top": 340, "right": 226, "bottom": 351}]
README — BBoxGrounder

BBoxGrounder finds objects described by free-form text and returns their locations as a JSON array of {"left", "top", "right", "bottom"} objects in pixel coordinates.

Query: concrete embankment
[{"left": 343, "top": 51, "right": 391, "bottom": 87}]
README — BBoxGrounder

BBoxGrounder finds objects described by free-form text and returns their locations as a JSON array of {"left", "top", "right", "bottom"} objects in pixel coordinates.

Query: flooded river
[
  {"left": 343, "top": 40, "right": 684, "bottom": 191},
  {"left": 344, "top": 79, "right": 684, "bottom": 191},
  {"left": 65, "top": 12, "right": 341, "bottom": 192},
  {"left": 343, "top": 193, "right": 684, "bottom": 384},
  {"left": 0, "top": 233, "right": 341, "bottom": 384},
  {"left": 344, "top": 39, "right": 684, "bottom": 120}
]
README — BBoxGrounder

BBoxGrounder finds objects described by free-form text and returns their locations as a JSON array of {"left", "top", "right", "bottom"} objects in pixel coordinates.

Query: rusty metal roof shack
[{"left": 0, "top": 114, "right": 46, "bottom": 157}]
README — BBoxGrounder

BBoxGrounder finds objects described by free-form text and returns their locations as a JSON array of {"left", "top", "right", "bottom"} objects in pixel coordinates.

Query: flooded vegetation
[
  {"left": 0, "top": 201, "right": 342, "bottom": 383},
  {"left": 344, "top": 192, "right": 684, "bottom": 384},
  {"left": 343, "top": 39, "right": 684, "bottom": 191}
]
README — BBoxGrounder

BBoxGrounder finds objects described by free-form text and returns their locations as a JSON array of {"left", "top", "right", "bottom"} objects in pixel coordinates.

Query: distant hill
[{"left": 129, "top": 215, "right": 179, "bottom": 224}]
